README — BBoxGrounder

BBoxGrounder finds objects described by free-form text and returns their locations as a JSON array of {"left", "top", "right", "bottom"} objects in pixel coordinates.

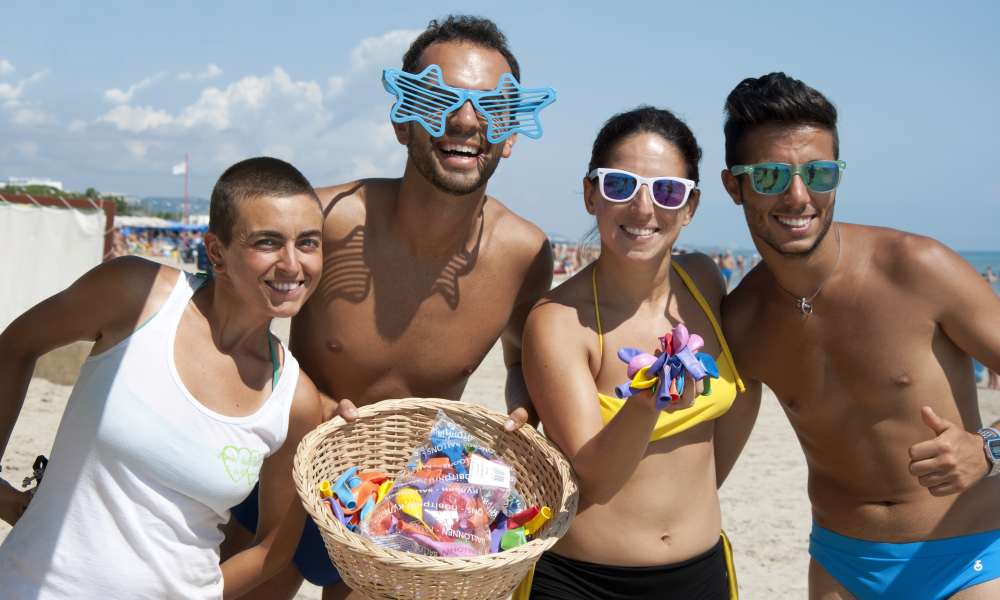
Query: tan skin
[
  {"left": 522, "top": 132, "right": 761, "bottom": 568},
  {"left": 0, "top": 193, "right": 324, "bottom": 598},
  {"left": 223, "top": 41, "right": 553, "bottom": 600},
  {"left": 721, "top": 124, "right": 1000, "bottom": 599}
]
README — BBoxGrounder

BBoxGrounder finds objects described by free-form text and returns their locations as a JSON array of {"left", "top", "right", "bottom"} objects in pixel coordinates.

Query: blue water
[
  {"left": 959, "top": 251, "right": 1000, "bottom": 296},
  {"left": 693, "top": 247, "right": 1000, "bottom": 296}
]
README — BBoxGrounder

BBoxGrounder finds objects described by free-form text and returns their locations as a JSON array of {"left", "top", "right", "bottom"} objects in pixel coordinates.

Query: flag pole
[{"left": 182, "top": 152, "right": 189, "bottom": 223}]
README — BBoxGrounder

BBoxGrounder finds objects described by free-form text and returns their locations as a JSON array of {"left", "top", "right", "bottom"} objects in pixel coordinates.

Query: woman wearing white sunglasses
[{"left": 520, "top": 106, "right": 761, "bottom": 599}]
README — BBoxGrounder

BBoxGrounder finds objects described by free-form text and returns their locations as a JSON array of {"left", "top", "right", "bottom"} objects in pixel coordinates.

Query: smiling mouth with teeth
[
  {"left": 266, "top": 281, "right": 305, "bottom": 292},
  {"left": 438, "top": 143, "right": 483, "bottom": 158},
  {"left": 775, "top": 216, "right": 814, "bottom": 228},
  {"left": 621, "top": 225, "right": 660, "bottom": 237}
]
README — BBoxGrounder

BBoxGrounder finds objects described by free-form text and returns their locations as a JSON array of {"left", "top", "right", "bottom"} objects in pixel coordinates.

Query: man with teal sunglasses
[{"left": 720, "top": 72, "right": 1000, "bottom": 599}]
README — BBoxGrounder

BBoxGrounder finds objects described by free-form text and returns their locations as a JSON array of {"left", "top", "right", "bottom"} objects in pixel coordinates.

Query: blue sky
[{"left": 2, "top": 1, "right": 997, "bottom": 250}]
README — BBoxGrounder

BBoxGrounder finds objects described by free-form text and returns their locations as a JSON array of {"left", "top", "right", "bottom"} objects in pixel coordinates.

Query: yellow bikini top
[{"left": 594, "top": 261, "right": 745, "bottom": 442}]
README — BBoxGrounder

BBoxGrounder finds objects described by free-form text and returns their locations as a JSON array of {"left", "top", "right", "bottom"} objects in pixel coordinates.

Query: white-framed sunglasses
[{"left": 587, "top": 168, "right": 696, "bottom": 210}]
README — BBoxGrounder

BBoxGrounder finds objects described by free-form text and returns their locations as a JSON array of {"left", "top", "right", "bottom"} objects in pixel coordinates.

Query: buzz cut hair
[{"left": 209, "top": 156, "right": 319, "bottom": 246}]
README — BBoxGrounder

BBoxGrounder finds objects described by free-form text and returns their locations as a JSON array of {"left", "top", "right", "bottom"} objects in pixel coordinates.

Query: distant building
[
  {"left": 188, "top": 214, "right": 210, "bottom": 226},
  {"left": 4, "top": 177, "right": 64, "bottom": 191}
]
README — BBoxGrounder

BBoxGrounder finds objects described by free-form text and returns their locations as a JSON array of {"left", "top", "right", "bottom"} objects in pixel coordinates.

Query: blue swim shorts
[
  {"left": 809, "top": 522, "right": 1000, "bottom": 599},
  {"left": 231, "top": 484, "right": 342, "bottom": 587}
]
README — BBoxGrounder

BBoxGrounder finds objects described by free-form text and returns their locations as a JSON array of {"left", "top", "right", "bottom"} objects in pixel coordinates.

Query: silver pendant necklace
[{"left": 775, "top": 224, "right": 841, "bottom": 316}]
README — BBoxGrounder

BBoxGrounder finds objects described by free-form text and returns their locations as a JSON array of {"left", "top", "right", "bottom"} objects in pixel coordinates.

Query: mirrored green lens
[
  {"left": 803, "top": 161, "right": 841, "bottom": 192},
  {"left": 751, "top": 164, "right": 791, "bottom": 194}
]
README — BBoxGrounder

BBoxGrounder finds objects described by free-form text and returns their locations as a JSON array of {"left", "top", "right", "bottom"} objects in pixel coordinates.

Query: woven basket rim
[{"left": 293, "top": 397, "right": 578, "bottom": 571}]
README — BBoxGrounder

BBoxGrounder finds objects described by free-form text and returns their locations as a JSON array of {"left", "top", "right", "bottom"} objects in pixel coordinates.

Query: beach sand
[{"left": 3, "top": 328, "right": 999, "bottom": 599}]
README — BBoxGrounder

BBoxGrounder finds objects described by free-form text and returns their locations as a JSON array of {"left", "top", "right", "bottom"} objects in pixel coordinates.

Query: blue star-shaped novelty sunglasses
[{"left": 382, "top": 64, "right": 557, "bottom": 144}]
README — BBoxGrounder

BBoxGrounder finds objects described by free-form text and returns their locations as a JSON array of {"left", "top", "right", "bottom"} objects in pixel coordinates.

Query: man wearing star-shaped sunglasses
[{"left": 221, "top": 15, "right": 555, "bottom": 600}]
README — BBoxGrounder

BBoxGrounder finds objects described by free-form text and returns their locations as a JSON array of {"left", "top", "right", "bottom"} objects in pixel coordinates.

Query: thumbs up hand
[{"left": 908, "top": 406, "right": 989, "bottom": 496}]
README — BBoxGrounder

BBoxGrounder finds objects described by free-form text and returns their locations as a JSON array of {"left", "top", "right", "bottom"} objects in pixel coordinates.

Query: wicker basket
[{"left": 293, "top": 398, "right": 578, "bottom": 600}]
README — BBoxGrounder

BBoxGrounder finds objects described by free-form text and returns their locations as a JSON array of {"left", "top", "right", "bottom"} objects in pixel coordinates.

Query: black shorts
[{"left": 527, "top": 535, "right": 736, "bottom": 600}]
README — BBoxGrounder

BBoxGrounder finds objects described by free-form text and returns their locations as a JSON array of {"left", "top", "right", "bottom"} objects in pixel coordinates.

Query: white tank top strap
[{"left": 138, "top": 270, "right": 207, "bottom": 337}]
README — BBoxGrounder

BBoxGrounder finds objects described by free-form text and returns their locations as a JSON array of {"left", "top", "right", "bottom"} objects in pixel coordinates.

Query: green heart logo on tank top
[{"left": 218, "top": 445, "right": 265, "bottom": 486}]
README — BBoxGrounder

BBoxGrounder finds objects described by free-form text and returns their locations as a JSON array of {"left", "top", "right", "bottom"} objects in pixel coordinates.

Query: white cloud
[
  {"left": 349, "top": 29, "right": 421, "bottom": 72},
  {"left": 327, "top": 75, "right": 347, "bottom": 96},
  {"left": 93, "top": 67, "right": 327, "bottom": 139},
  {"left": 0, "top": 68, "right": 54, "bottom": 126},
  {"left": 0, "top": 83, "right": 20, "bottom": 104},
  {"left": 103, "top": 72, "right": 165, "bottom": 104},
  {"left": 10, "top": 106, "right": 54, "bottom": 126},
  {"left": 177, "top": 63, "right": 223, "bottom": 81},
  {"left": 261, "top": 143, "right": 295, "bottom": 162},
  {"left": 307, "top": 114, "right": 404, "bottom": 181},
  {"left": 98, "top": 105, "right": 173, "bottom": 132},
  {"left": 125, "top": 140, "right": 154, "bottom": 160},
  {"left": 0, "top": 59, "right": 13, "bottom": 77},
  {"left": 320, "top": 29, "right": 420, "bottom": 97},
  {"left": 0, "top": 69, "right": 47, "bottom": 104},
  {"left": 176, "top": 67, "right": 325, "bottom": 132},
  {"left": 8, "top": 28, "right": 414, "bottom": 190},
  {"left": 205, "top": 141, "right": 247, "bottom": 169}
]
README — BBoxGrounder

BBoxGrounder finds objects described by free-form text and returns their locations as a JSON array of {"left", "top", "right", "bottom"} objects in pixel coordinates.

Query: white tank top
[{"left": 0, "top": 272, "right": 299, "bottom": 600}]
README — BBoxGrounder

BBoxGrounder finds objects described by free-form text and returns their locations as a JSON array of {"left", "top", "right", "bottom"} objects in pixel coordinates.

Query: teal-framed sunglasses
[{"left": 730, "top": 160, "right": 847, "bottom": 195}]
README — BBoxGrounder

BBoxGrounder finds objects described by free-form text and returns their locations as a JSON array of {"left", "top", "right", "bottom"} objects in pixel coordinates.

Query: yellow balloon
[
  {"left": 377, "top": 480, "right": 394, "bottom": 504},
  {"left": 396, "top": 487, "right": 423, "bottom": 521},
  {"left": 629, "top": 366, "right": 659, "bottom": 390}
]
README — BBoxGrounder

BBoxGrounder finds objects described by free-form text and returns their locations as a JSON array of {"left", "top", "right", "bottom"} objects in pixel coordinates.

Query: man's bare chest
[
  {"left": 297, "top": 280, "right": 514, "bottom": 397},
  {"left": 744, "top": 304, "right": 940, "bottom": 416},
  {"left": 328, "top": 292, "right": 506, "bottom": 354}
]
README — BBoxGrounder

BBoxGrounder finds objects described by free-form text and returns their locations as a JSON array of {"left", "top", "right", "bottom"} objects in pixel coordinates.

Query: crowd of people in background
[
  {"left": 709, "top": 250, "right": 760, "bottom": 290},
  {"left": 111, "top": 229, "right": 205, "bottom": 264},
  {"left": 110, "top": 226, "right": 773, "bottom": 290},
  {"left": 110, "top": 228, "right": 979, "bottom": 341},
  {"left": 550, "top": 242, "right": 762, "bottom": 286},
  {"left": 551, "top": 241, "right": 599, "bottom": 277}
]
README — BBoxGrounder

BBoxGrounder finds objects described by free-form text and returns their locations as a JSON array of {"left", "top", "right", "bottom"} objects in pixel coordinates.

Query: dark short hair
[
  {"left": 209, "top": 157, "right": 319, "bottom": 245},
  {"left": 588, "top": 106, "right": 702, "bottom": 183},
  {"left": 723, "top": 72, "right": 838, "bottom": 167},
  {"left": 402, "top": 15, "right": 521, "bottom": 82}
]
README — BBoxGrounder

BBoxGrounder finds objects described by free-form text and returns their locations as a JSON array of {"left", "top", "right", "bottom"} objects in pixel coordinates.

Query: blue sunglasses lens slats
[{"left": 603, "top": 172, "right": 638, "bottom": 201}]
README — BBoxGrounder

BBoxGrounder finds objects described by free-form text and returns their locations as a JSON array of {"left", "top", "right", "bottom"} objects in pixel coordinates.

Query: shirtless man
[
  {"left": 224, "top": 15, "right": 553, "bottom": 600},
  {"left": 719, "top": 72, "right": 1000, "bottom": 599}
]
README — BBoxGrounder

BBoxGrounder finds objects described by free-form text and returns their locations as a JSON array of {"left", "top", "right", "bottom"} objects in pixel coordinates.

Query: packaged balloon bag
[{"left": 361, "top": 411, "right": 516, "bottom": 557}]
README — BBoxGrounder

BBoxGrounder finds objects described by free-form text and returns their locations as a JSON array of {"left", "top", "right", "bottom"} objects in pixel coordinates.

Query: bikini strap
[
  {"left": 591, "top": 267, "right": 604, "bottom": 358},
  {"left": 670, "top": 261, "right": 746, "bottom": 393}
]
